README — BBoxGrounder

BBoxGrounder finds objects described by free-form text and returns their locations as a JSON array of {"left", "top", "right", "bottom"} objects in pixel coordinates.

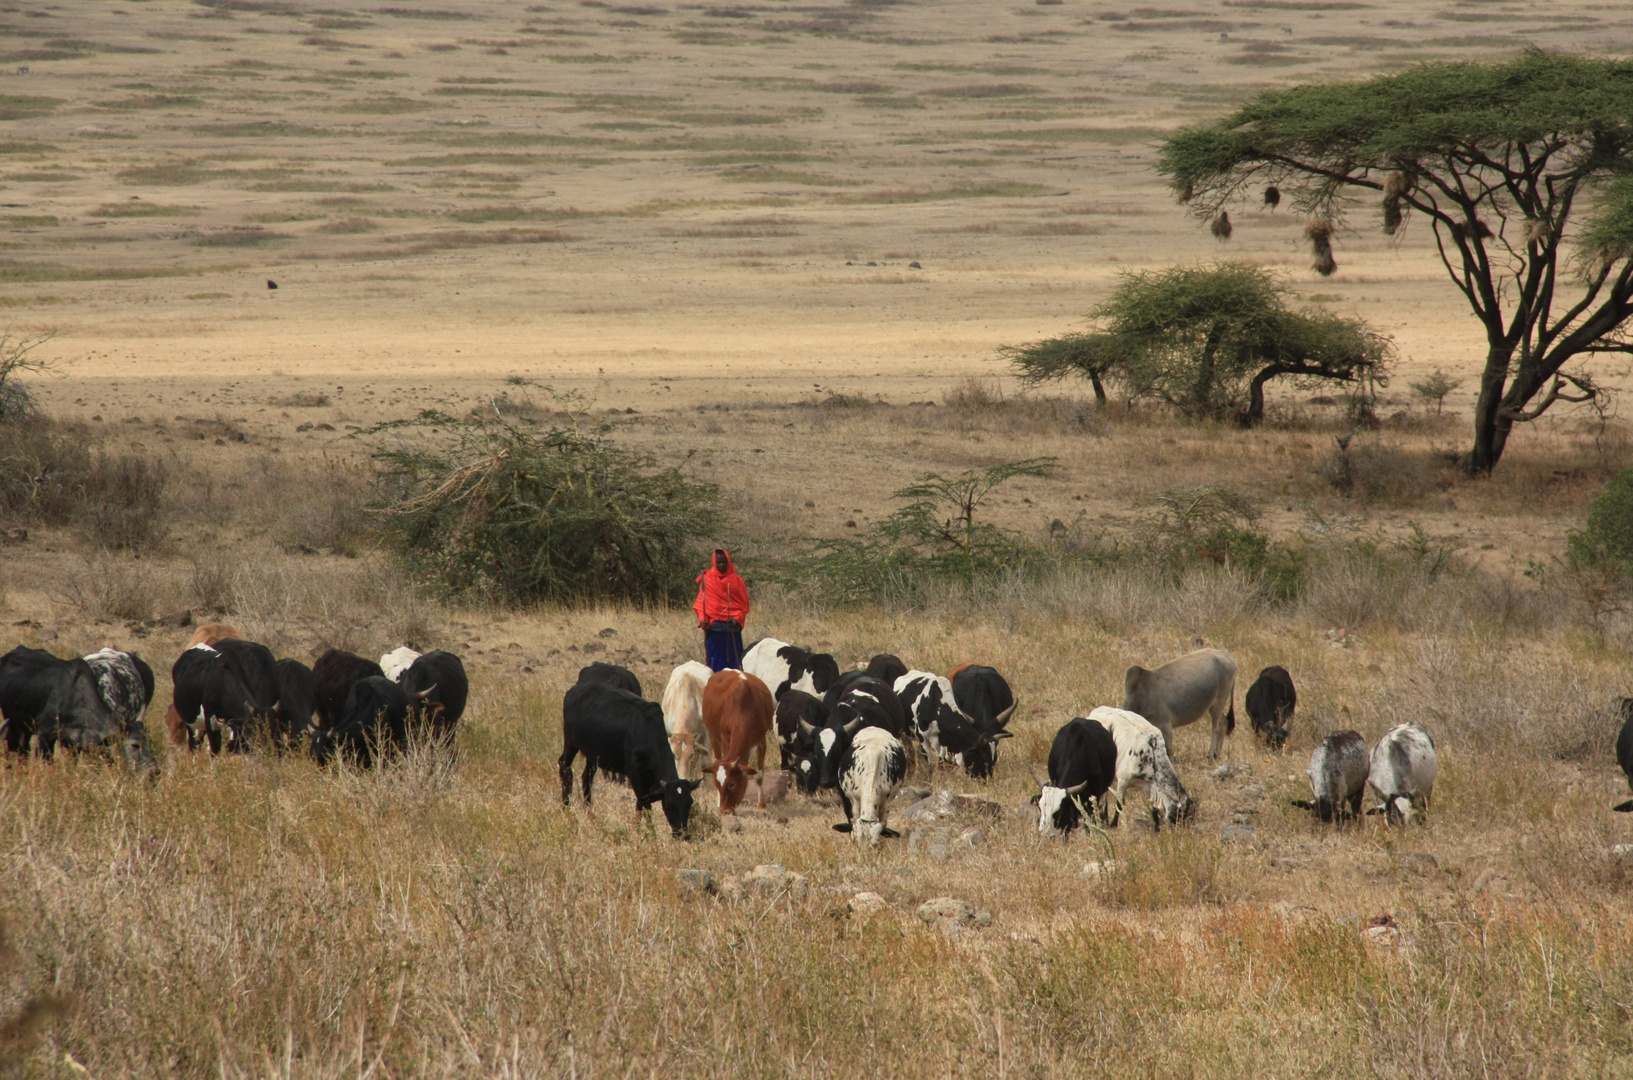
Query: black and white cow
[
  {"left": 0, "top": 646, "right": 154, "bottom": 773},
  {"left": 1089, "top": 706, "right": 1195, "bottom": 829},
  {"left": 81, "top": 647, "right": 158, "bottom": 776},
  {"left": 773, "top": 688, "right": 827, "bottom": 792},
  {"left": 573, "top": 660, "right": 642, "bottom": 699},
  {"left": 864, "top": 653, "right": 908, "bottom": 687},
  {"left": 312, "top": 649, "right": 385, "bottom": 733},
  {"left": 1034, "top": 716, "right": 1118, "bottom": 837},
  {"left": 559, "top": 680, "right": 700, "bottom": 837},
  {"left": 949, "top": 664, "right": 1018, "bottom": 742},
  {"left": 1244, "top": 665, "right": 1296, "bottom": 750},
  {"left": 805, "top": 675, "right": 907, "bottom": 791},
  {"left": 381, "top": 648, "right": 469, "bottom": 739},
  {"left": 895, "top": 670, "right": 1008, "bottom": 778},
  {"left": 273, "top": 658, "right": 315, "bottom": 744},
  {"left": 171, "top": 642, "right": 278, "bottom": 753},
  {"left": 1614, "top": 698, "right": 1633, "bottom": 813},
  {"left": 1367, "top": 722, "right": 1437, "bottom": 827},
  {"left": 831, "top": 726, "right": 907, "bottom": 845},
  {"left": 310, "top": 675, "right": 410, "bottom": 768},
  {"left": 1291, "top": 730, "right": 1368, "bottom": 822},
  {"left": 742, "top": 637, "right": 841, "bottom": 701}
]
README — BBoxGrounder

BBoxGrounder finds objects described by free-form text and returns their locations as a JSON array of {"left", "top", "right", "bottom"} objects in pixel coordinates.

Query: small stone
[
  {"left": 917, "top": 896, "right": 978, "bottom": 930},
  {"left": 1078, "top": 859, "right": 1121, "bottom": 879},
  {"left": 840, "top": 865, "right": 868, "bottom": 884},
  {"left": 675, "top": 869, "right": 715, "bottom": 894},
  {"left": 895, "top": 786, "right": 931, "bottom": 804},
  {"left": 908, "top": 826, "right": 954, "bottom": 856},
  {"left": 1221, "top": 824, "right": 1255, "bottom": 841},
  {"left": 598, "top": 627, "right": 618, "bottom": 638},
  {"left": 954, "top": 794, "right": 1003, "bottom": 819},
  {"left": 955, "top": 826, "right": 985, "bottom": 848},
  {"left": 1611, "top": 843, "right": 1633, "bottom": 860},
  {"left": 899, "top": 790, "right": 958, "bottom": 823},
  {"left": 908, "top": 260, "right": 922, "bottom": 269},
  {"left": 1363, "top": 925, "right": 1402, "bottom": 950},
  {"left": 1237, "top": 784, "right": 1265, "bottom": 800},
  {"left": 759, "top": 770, "right": 792, "bottom": 805},
  {"left": 848, "top": 891, "right": 888, "bottom": 918},
  {"left": 580, "top": 641, "right": 604, "bottom": 654},
  {"left": 718, "top": 876, "right": 746, "bottom": 902}
]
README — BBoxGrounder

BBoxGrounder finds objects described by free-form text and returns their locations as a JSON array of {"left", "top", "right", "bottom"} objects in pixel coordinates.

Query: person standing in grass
[{"left": 694, "top": 548, "right": 749, "bottom": 672}]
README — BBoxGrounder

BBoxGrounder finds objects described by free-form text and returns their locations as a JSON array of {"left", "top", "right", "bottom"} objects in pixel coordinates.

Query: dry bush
[
  {"left": 1316, "top": 433, "right": 1450, "bottom": 503},
  {"left": 50, "top": 552, "right": 173, "bottom": 623},
  {"left": 77, "top": 452, "right": 168, "bottom": 552},
  {"left": 0, "top": 416, "right": 93, "bottom": 525}
]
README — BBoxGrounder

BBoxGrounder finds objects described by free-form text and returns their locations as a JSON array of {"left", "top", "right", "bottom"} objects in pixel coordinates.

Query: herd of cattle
[{"left": 5, "top": 629, "right": 1633, "bottom": 842}]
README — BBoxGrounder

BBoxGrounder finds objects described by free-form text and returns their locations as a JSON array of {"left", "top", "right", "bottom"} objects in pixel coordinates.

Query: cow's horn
[
  {"left": 798, "top": 719, "right": 816, "bottom": 737},
  {"left": 1063, "top": 781, "right": 1089, "bottom": 795},
  {"left": 842, "top": 716, "right": 865, "bottom": 735},
  {"left": 1026, "top": 764, "right": 1047, "bottom": 788},
  {"left": 412, "top": 683, "right": 437, "bottom": 700},
  {"left": 994, "top": 702, "right": 1016, "bottom": 727}
]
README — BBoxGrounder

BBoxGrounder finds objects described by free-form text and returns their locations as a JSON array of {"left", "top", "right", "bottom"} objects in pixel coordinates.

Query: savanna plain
[{"left": 2, "top": 0, "right": 1633, "bottom": 1076}]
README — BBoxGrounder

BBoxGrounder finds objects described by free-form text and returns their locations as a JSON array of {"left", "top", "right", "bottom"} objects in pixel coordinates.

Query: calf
[
  {"left": 832, "top": 727, "right": 907, "bottom": 845},
  {"left": 167, "top": 623, "right": 243, "bottom": 745},
  {"left": 310, "top": 676, "right": 410, "bottom": 768},
  {"left": 773, "top": 688, "right": 826, "bottom": 792},
  {"left": 949, "top": 664, "right": 1018, "bottom": 741},
  {"left": 742, "top": 637, "right": 840, "bottom": 701},
  {"left": 274, "top": 659, "right": 315, "bottom": 745},
  {"left": 1121, "top": 648, "right": 1237, "bottom": 759},
  {"left": 1291, "top": 730, "right": 1367, "bottom": 822},
  {"left": 1089, "top": 706, "right": 1195, "bottom": 829},
  {"left": 1614, "top": 698, "right": 1633, "bottom": 813},
  {"left": 661, "top": 660, "right": 713, "bottom": 779},
  {"left": 312, "top": 649, "right": 384, "bottom": 732},
  {"left": 81, "top": 648, "right": 157, "bottom": 776},
  {"left": 702, "top": 669, "right": 775, "bottom": 814},
  {"left": 575, "top": 660, "right": 642, "bottom": 698},
  {"left": 1245, "top": 665, "right": 1296, "bottom": 750},
  {"left": 0, "top": 646, "right": 151, "bottom": 773},
  {"left": 392, "top": 649, "right": 468, "bottom": 739},
  {"left": 1367, "top": 722, "right": 1437, "bottom": 827},
  {"left": 895, "top": 670, "right": 1006, "bottom": 778},
  {"left": 864, "top": 653, "right": 907, "bottom": 687},
  {"left": 1035, "top": 716, "right": 1118, "bottom": 837},
  {"left": 559, "top": 680, "right": 699, "bottom": 836}
]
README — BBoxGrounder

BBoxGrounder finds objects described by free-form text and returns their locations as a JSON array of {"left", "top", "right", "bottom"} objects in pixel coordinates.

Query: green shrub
[
  {"left": 0, "top": 416, "right": 92, "bottom": 524},
  {"left": 371, "top": 411, "right": 720, "bottom": 605},
  {"left": 1566, "top": 467, "right": 1633, "bottom": 581},
  {"left": 78, "top": 452, "right": 168, "bottom": 551}
]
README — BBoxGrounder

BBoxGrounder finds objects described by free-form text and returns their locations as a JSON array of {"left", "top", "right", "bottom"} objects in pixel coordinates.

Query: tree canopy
[
  {"left": 1006, "top": 262, "right": 1390, "bottom": 423},
  {"left": 1158, "top": 50, "right": 1633, "bottom": 471}
]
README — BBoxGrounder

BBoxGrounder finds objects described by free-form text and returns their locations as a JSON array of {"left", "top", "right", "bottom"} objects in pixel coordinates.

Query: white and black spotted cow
[
  {"left": 742, "top": 637, "right": 841, "bottom": 702},
  {"left": 1089, "top": 706, "right": 1195, "bottom": 829},
  {"left": 0, "top": 646, "right": 155, "bottom": 774},
  {"left": 1034, "top": 715, "right": 1118, "bottom": 838},
  {"left": 1291, "top": 730, "right": 1368, "bottom": 823},
  {"left": 831, "top": 726, "right": 907, "bottom": 845},
  {"left": 894, "top": 670, "right": 1008, "bottom": 778},
  {"left": 81, "top": 648, "right": 157, "bottom": 776},
  {"left": 1367, "top": 723, "right": 1437, "bottom": 827}
]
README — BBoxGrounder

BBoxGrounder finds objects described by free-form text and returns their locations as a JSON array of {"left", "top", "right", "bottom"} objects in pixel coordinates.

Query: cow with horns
[{"left": 1034, "top": 715, "right": 1118, "bottom": 838}]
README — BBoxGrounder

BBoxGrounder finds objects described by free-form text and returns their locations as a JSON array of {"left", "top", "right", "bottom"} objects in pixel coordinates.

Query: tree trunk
[
  {"left": 1464, "top": 344, "right": 1514, "bottom": 474},
  {"left": 1089, "top": 370, "right": 1107, "bottom": 405},
  {"left": 1241, "top": 365, "right": 1283, "bottom": 427}
]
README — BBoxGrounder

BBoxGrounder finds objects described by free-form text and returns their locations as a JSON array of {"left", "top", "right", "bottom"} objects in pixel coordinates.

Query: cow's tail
[{"left": 1226, "top": 702, "right": 1235, "bottom": 736}]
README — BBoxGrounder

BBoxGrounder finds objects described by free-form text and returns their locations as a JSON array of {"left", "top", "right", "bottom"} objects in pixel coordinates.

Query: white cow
[
  {"left": 1088, "top": 706, "right": 1195, "bottom": 828},
  {"left": 1368, "top": 723, "right": 1437, "bottom": 826},
  {"left": 1292, "top": 730, "right": 1368, "bottom": 823},
  {"left": 661, "top": 661, "right": 713, "bottom": 779},
  {"left": 741, "top": 638, "right": 840, "bottom": 702},
  {"left": 379, "top": 646, "right": 421, "bottom": 682},
  {"left": 834, "top": 726, "right": 907, "bottom": 846}
]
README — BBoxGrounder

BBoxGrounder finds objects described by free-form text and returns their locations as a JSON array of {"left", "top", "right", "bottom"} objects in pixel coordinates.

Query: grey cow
[{"left": 1121, "top": 648, "right": 1237, "bottom": 759}]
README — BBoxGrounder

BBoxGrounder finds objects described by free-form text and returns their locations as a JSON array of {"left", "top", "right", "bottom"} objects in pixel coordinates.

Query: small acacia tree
[
  {"left": 1159, "top": 51, "right": 1633, "bottom": 472},
  {"left": 1006, "top": 262, "right": 1390, "bottom": 424}
]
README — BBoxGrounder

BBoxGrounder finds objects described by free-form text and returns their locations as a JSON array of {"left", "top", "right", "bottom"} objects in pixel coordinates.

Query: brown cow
[
  {"left": 166, "top": 623, "right": 245, "bottom": 746},
  {"left": 702, "top": 668, "right": 774, "bottom": 814}
]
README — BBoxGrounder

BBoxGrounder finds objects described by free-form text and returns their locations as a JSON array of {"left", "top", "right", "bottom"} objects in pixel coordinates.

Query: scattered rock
[
  {"left": 1237, "top": 784, "right": 1266, "bottom": 801},
  {"left": 154, "top": 609, "right": 192, "bottom": 629},
  {"left": 916, "top": 896, "right": 992, "bottom": 934},
  {"left": 895, "top": 786, "right": 931, "bottom": 805},
  {"left": 955, "top": 826, "right": 985, "bottom": 848},
  {"left": 909, "top": 826, "right": 954, "bottom": 860},
  {"left": 758, "top": 770, "right": 792, "bottom": 805},
  {"left": 1221, "top": 824, "right": 1255, "bottom": 841},
  {"left": 1078, "top": 859, "right": 1121, "bottom": 879},
  {"left": 580, "top": 641, "right": 604, "bottom": 654},
  {"left": 742, "top": 864, "right": 808, "bottom": 899},
  {"left": 1211, "top": 763, "right": 1251, "bottom": 781},
  {"left": 1611, "top": 843, "right": 1633, "bottom": 860},
  {"left": 717, "top": 875, "right": 746, "bottom": 902},
  {"left": 848, "top": 891, "right": 888, "bottom": 918},
  {"left": 907, "top": 260, "right": 922, "bottom": 269},
  {"left": 675, "top": 869, "right": 715, "bottom": 894},
  {"left": 598, "top": 627, "right": 617, "bottom": 638},
  {"left": 899, "top": 790, "right": 958, "bottom": 823},
  {"left": 840, "top": 865, "right": 869, "bottom": 884},
  {"left": 1363, "top": 919, "right": 1402, "bottom": 949},
  {"left": 954, "top": 794, "right": 1003, "bottom": 820}
]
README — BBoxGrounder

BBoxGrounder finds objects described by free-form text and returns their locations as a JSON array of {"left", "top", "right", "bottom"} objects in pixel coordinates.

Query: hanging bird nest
[
  {"left": 1383, "top": 195, "right": 1403, "bottom": 235},
  {"left": 1449, "top": 218, "right": 1493, "bottom": 242},
  {"left": 1263, "top": 185, "right": 1280, "bottom": 209},
  {"left": 1524, "top": 218, "right": 1553, "bottom": 246},
  {"left": 1305, "top": 220, "right": 1336, "bottom": 276},
  {"left": 1210, "top": 210, "right": 1233, "bottom": 240}
]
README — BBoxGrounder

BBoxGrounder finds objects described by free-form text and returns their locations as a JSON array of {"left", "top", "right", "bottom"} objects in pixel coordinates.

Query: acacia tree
[
  {"left": 1005, "top": 262, "right": 1389, "bottom": 424},
  {"left": 1159, "top": 51, "right": 1633, "bottom": 472}
]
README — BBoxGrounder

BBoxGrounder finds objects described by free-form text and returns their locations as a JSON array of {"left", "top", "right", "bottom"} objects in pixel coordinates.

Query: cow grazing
[
  {"left": 895, "top": 670, "right": 1006, "bottom": 778},
  {"left": 213, "top": 637, "right": 280, "bottom": 724},
  {"left": 81, "top": 647, "right": 157, "bottom": 775},
  {"left": 311, "top": 649, "right": 384, "bottom": 733},
  {"left": 171, "top": 644, "right": 258, "bottom": 753},
  {"left": 1035, "top": 716, "right": 1118, "bottom": 837},
  {"left": 1615, "top": 698, "right": 1633, "bottom": 812},
  {"left": 773, "top": 686, "right": 826, "bottom": 772},
  {"left": 832, "top": 727, "right": 908, "bottom": 845},
  {"left": 1245, "top": 665, "right": 1296, "bottom": 750},
  {"left": 388, "top": 649, "right": 468, "bottom": 739},
  {"left": 1121, "top": 648, "right": 1238, "bottom": 759},
  {"left": 949, "top": 664, "right": 1018, "bottom": 741},
  {"left": 274, "top": 658, "right": 315, "bottom": 744},
  {"left": 803, "top": 675, "right": 907, "bottom": 792},
  {"left": 864, "top": 653, "right": 908, "bottom": 687},
  {"left": 1089, "top": 706, "right": 1195, "bottom": 829},
  {"left": 0, "top": 646, "right": 154, "bottom": 773},
  {"left": 661, "top": 660, "right": 713, "bottom": 779},
  {"left": 575, "top": 660, "right": 642, "bottom": 699},
  {"left": 1291, "top": 730, "right": 1368, "bottom": 823},
  {"left": 702, "top": 669, "right": 775, "bottom": 814},
  {"left": 310, "top": 676, "right": 410, "bottom": 768},
  {"left": 166, "top": 622, "right": 243, "bottom": 744},
  {"left": 742, "top": 637, "right": 840, "bottom": 701},
  {"left": 559, "top": 680, "right": 700, "bottom": 836},
  {"left": 1367, "top": 723, "right": 1437, "bottom": 826}
]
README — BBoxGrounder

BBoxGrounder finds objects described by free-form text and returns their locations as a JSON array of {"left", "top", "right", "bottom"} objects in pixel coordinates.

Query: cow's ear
[
  {"left": 682, "top": 778, "right": 702, "bottom": 791},
  {"left": 831, "top": 823, "right": 852, "bottom": 833},
  {"left": 1614, "top": 799, "right": 1633, "bottom": 812},
  {"left": 743, "top": 767, "right": 758, "bottom": 777},
  {"left": 1029, "top": 794, "right": 1040, "bottom": 805},
  {"left": 993, "top": 730, "right": 1014, "bottom": 740},
  {"left": 1289, "top": 799, "right": 1315, "bottom": 810}
]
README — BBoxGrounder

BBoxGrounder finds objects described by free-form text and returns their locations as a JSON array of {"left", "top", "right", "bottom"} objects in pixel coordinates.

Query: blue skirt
[{"left": 704, "top": 623, "right": 745, "bottom": 672}]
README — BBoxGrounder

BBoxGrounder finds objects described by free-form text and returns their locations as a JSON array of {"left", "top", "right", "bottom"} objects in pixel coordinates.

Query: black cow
[
  {"left": 171, "top": 642, "right": 279, "bottom": 753},
  {"left": 1033, "top": 717, "right": 1118, "bottom": 837},
  {"left": 774, "top": 688, "right": 827, "bottom": 792},
  {"left": 864, "top": 653, "right": 908, "bottom": 687},
  {"left": 806, "top": 675, "right": 907, "bottom": 791},
  {"left": 1615, "top": 698, "right": 1633, "bottom": 812},
  {"left": 576, "top": 661, "right": 641, "bottom": 699},
  {"left": 395, "top": 649, "right": 469, "bottom": 739},
  {"left": 895, "top": 670, "right": 1008, "bottom": 779},
  {"left": 312, "top": 649, "right": 384, "bottom": 733},
  {"left": 1245, "top": 665, "right": 1296, "bottom": 750},
  {"left": 950, "top": 664, "right": 1017, "bottom": 739},
  {"left": 274, "top": 658, "right": 315, "bottom": 744},
  {"left": 743, "top": 637, "right": 841, "bottom": 701},
  {"left": 310, "top": 675, "right": 410, "bottom": 768},
  {"left": 0, "top": 646, "right": 153, "bottom": 773},
  {"left": 82, "top": 648, "right": 157, "bottom": 775},
  {"left": 559, "top": 681, "right": 700, "bottom": 837}
]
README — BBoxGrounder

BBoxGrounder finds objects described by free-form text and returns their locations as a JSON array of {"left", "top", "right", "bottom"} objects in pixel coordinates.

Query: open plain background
[{"left": 4, "top": 0, "right": 1633, "bottom": 1076}]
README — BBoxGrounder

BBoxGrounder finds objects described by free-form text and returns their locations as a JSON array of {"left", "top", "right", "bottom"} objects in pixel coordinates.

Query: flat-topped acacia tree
[{"left": 1159, "top": 50, "right": 1633, "bottom": 473}]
